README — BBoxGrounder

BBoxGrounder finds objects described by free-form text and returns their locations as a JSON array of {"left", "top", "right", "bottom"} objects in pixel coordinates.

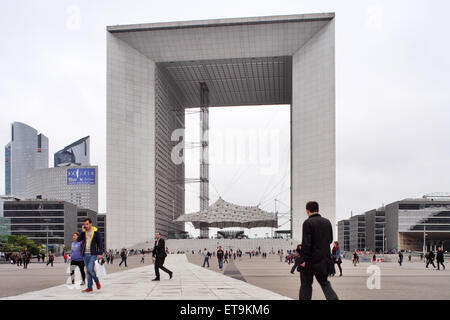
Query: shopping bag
[{"left": 95, "top": 259, "right": 107, "bottom": 279}]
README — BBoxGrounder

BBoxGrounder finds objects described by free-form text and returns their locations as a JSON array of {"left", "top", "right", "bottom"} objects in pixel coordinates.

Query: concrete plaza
[
  {"left": 1, "top": 254, "right": 289, "bottom": 300},
  {"left": 2, "top": 253, "right": 449, "bottom": 300},
  {"left": 188, "top": 254, "right": 450, "bottom": 300}
]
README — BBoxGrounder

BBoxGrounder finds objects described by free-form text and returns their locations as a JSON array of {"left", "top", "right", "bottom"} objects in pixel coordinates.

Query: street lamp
[{"left": 423, "top": 224, "right": 427, "bottom": 256}]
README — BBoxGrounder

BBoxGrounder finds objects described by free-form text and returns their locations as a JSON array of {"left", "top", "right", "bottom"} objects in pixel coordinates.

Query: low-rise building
[
  {"left": 338, "top": 194, "right": 450, "bottom": 252},
  {"left": 2, "top": 199, "right": 100, "bottom": 252}
]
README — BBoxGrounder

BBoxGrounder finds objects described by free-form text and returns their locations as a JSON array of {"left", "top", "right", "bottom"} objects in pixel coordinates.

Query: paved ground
[
  {"left": 2, "top": 255, "right": 290, "bottom": 300},
  {"left": 3, "top": 253, "right": 449, "bottom": 300},
  {"left": 0, "top": 254, "right": 150, "bottom": 298},
  {"left": 188, "top": 254, "right": 450, "bottom": 300}
]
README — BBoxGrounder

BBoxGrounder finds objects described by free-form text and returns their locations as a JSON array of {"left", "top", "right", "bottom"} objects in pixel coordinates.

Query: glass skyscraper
[
  {"left": 4, "top": 122, "right": 49, "bottom": 198},
  {"left": 54, "top": 136, "right": 90, "bottom": 167}
]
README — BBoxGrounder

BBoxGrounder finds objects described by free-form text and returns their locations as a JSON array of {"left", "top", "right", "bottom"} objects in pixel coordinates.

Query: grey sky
[{"left": 1, "top": 0, "right": 450, "bottom": 237}]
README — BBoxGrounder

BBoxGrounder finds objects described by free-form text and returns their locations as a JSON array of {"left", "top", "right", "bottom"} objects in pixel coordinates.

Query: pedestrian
[
  {"left": 332, "top": 241, "right": 342, "bottom": 276},
  {"left": 152, "top": 232, "right": 173, "bottom": 281},
  {"left": 140, "top": 252, "right": 145, "bottom": 264},
  {"left": 76, "top": 217, "right": 103, "bottom": 293},
  {"left": 408, "top": 251, "right": 412, "bottom": 262},
  {"left": 290, "top": 244, "right": 303, "bottom": 274},
  {"left": 46, "top": 251, "right": 54, "bottom": 267},
  {"left": 119, "top": 249, "right": 128, "bottom": 267},
  {"left": 110, "top": 250, "right": 114, "bottom": 264},
  {"left": 436, "top": 248, "right": 445, "bottom": 270},
  {"left": 202, "top": 248, "right": 210, "bottom": 268},
  {"left": 298, "top": 201, "right": 339, "bottom": 300},
  {"left": 22, "top": 247, "right": 31, "bottom": 269},
  {"left": 64, "top": 252, "right": 68, "bottom": 263},
  {"left": 217, "top": 246, "right": 224, "bottom": 271},
  {"left": 426, "top": 251, "right": 436, "bottom": 268},
  {"left": 398, "top": 251, "right": 404, "bottom": 266},
  {"left": 372, "top": 253, "right": 376, "bottom": 264},
  {"left": 352, "top": 251, "right": 359, "bottom": 266},
  {"left": 70, "top": 232, "right": 86, "bottom": 285}
]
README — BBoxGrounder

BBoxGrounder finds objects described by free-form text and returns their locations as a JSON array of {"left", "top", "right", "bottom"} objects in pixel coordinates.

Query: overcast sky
[{"left": 1, "top": 0, "right": 450, "bottom": 237}]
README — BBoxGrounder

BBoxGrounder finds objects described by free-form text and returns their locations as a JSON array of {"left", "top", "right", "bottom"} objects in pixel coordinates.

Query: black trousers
[
  {"left": 119, "top": 257, "right": 127, "bottom": 267},
  {"left": 426, "top": 260, "right": 436, "bottom": 268},
  {"left": 70, "top": 260, "right": 86, "bottom": 282},
  {"left": 299, "top": 270, "right": 339, "bottom": 300},
  {"left": 154, "top": 256, "right": 172, "bottom": 279},
  {"left": 334, "top": 261, "right": 342, "bottom": 275},
  {"left": 437, "top": 261, "right": 445, "bottom": 270}
]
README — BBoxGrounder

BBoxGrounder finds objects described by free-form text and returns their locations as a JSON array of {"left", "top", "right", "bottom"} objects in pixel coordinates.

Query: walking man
[
  {"left": 299, "top": 201, "right": 339, "bottom": 300},
  {"left": 437, "top": 247, "right": 445, "bottom": 270},
  {"left": 119, "top": 249, "right": 128, "bottom": 267},
  {"left": 398, "top": 251, "right": 404, "bottom": 266},
  {"left": 77, "top": 218, "right": 103, "bottom": 293},
  {"left": 46, "top": 250, "right": 54, "bottom": 267},
  {"left": 202, "top": 248, "right": 211, "bottom": 268},
  {"left": 152, "top": 232, "right": 173, "bottom": 281},
  {"left": 426, "top": 250, "right": 436, "bottom": 268},
  {"left": 217, "top": 246, "right": 224, "bottom": 271},
  {"left": 22, "top": 247, "right": 31, "bottom": 269}
]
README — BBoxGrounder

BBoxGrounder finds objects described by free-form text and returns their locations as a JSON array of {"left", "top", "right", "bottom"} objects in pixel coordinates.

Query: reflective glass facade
[{"left": 5, "top": 144, "right": 11, "bottom": 195}]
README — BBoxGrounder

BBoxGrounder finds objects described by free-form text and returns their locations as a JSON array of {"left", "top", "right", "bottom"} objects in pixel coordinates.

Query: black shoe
[
  {"left": 152, "top": 278, "right": 160, "bottom": 281},
  {"left": 169, "top": 272, "right": 173, "bottom": 279}
]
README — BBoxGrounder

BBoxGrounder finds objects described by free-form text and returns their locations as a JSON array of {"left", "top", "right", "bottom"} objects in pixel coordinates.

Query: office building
[
  {"left": 364, "top": 208, "right": 385, "bottom": 253},
  {"left": 4, "top": 122, "right": 49, "bottom": 198},
  {"left": 338, "top": 194, "right": 450, "bottom": 252},
  {"left": 54, "top": 136, "right": 90, "bottom": 167},
  {"left": 2, "top": 199, "right": 101, "bottom": 251},
  {"left": 349, "top": 214, "right": 366, "bottom": 251},
  {"left": 337, "top": 219, "right": 350, "bottom": 251},
  {"left": 3, "top": 200, "right": 78, "bottom": 251},
  {"left": 107, "top": 13, "right": 336, "bottom": 248},
  {"left": 27, "top": 165, "right": 98, "bottom": 212},
  {"left": 97, "top": 214, "right": 106, "bottom": 249}
]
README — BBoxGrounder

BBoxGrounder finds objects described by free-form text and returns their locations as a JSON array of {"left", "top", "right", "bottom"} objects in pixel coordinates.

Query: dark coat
[
  {"left": 301, "top": 213, "right": 334, "bottom": 275},
  {"left": 152, "top": 238, "right": 167, "bottom": 258},
  {"left": 437, "top": 251, "right": 444, "bottom": 262},
  {"left": 77, "top": 226, "right": 103, "bottom": 256}
]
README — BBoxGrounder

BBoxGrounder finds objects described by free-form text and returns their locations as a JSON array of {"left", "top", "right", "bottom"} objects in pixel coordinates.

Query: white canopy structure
[{"left": 175, "top": 197, "right": 278, "bottom": 229}]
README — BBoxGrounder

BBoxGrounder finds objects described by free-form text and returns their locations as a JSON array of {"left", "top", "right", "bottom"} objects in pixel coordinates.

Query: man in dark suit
[
  {"left": 152, "top": 232, "right": 173, "bottom": 281},
  {"left": 299, "top": 201, "right": 339, "bottom": 300}
]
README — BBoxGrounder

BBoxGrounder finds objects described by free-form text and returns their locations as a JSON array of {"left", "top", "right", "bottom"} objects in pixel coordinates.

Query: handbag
[{"left": 95, "top": 259, "right": 107, "bottom": 278}]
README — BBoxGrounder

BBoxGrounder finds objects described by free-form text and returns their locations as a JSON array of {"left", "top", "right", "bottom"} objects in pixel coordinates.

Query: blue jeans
[
  {"left": 83, "top": 254, "right": 99, "bottom": 289},
  {"left": 218, "top": 258, "right": 223, "bottom": 269},
  {"left": 202, "top": 257, "right": 210, "bottom": 267}
]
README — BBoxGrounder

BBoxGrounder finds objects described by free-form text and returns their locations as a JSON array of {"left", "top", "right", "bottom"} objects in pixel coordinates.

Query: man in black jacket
[
  {"left": 436, "top": 247, "right": 445, "bottom": 270},
  {"left": 299, "top": 201, "right": 339, "bottom": 300},
  {"left": 152, "top": 232, "right": 173, "bottom": 281}
]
